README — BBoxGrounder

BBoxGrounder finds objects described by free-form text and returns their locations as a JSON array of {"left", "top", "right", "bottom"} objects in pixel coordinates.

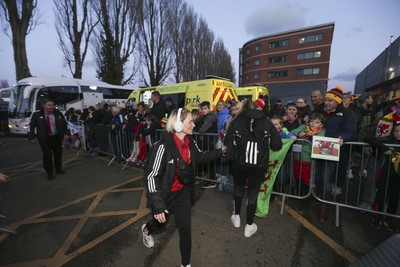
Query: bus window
[{"left": 36, "top": 86, "right": 79, "bottom": 111}]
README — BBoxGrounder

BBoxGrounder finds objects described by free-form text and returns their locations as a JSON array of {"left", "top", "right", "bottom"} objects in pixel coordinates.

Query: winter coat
[
  {"left": 217, "top": 107, "right": 230, "bottom": 133},
  {"left": 316, "top": 105, "right": 358, "bottom": 142},
  {"left": 145, "top": 132, "right": 222, "bottom": 214},
  {"left": 28, "top": 109, "right": 69, "bottom": 142}
]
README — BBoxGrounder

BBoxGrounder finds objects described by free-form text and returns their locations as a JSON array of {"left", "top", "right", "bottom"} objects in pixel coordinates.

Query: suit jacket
[{"left": 29, "top": 109, "right": 69, "bottom": 142}]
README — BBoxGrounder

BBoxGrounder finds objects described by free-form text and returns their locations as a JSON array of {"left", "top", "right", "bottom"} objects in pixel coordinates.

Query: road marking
[
  {"left": 0, "top": 175, "right": 151, "bottom": 267},
  {"left": 275, "top": 198, "right": 358, "bottom": 264}
]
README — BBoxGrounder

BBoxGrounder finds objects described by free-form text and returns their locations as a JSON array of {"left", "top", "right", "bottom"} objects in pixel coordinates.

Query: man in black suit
[{"left": 29, "top": 99, "right": 69, "bottom": 180}]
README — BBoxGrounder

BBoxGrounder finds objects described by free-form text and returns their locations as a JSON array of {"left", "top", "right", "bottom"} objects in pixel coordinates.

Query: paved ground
[{"left": 0, "top": 137, "right": 395, "bottom": 266}]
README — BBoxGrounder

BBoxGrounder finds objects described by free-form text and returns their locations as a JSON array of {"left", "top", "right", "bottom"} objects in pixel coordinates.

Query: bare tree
[
  {"left": 180, "top": 13, "right": 235, "bottom": 82},
  {"left": 0, "top": 79, "right": 9, "bottom": 88},
  {"left": 167, "top": 0, "right": 184, "bottom": 83},
  {"left": 194, "top": 18, "right": 214, "bottom": 80},
  {"left": 179, "top": 5, "right": 197, "bottom": 82},
  {"left": 137, "top": 0, "right": 174, "bottom": 86},
  {"left": 53, "top": 0, "right": 98, "bottom": 79},
  {"left": 212, "top": 39, "right": 236, "bottom": 82},
  {"left": 0, "top": 0, "right": 40, "bottom": 81},
  {"left": 92, "top": 0, "right": 138, "bottom": 85}
]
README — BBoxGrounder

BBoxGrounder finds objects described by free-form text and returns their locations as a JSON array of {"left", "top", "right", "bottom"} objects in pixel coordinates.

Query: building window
[
  {"left": 255, "top": 59, "right": 261, "bottom": 66},
  {"left": 297, "top": 68, "right": 320, "bottom": 76},
  {"left": 246, "top": 48, "right": 250, "bottom": 54},
  {"left": 254, "top": 73, "right": 260, "bottom": 80},
  {"left": 298, "top": 34, "right": 323, "bottom": 44},
  {"left": 268, "top": 70, "right": 288, "bottom": 78},
  {"left": 255, "top": 44, "right": 261, "bottom": 52},
  {"left": 245, "top": 62, "right": 249, "bottom": 68},
  {"left": 297, "top": 51, "right": 321, "bottom": 60},
  {"left": 268, "top": 39, "right": 289, "bottom": 48},
  {"left": 268, "top": 55, "right": 288, "bottom": 63},
  {"left": 245, "top": 75, "right": 249, "bottom": 81}
]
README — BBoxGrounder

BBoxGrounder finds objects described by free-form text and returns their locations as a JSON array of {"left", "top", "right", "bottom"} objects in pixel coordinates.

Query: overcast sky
[{"left": 0, "top": 0, "right": 399, "bottom": 93}]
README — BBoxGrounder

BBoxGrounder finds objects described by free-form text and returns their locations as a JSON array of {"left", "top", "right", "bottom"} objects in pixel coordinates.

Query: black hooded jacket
[
  {"left": 223, "top": 109, "right": 282, "bottom": 170},
  {"left": 144, "top": 131, "right": 222, "bottom": 214}
]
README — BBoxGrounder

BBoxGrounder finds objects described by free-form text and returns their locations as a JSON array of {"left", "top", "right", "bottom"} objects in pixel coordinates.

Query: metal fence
[{"left": 79, "top": 124, "right": 400, "bottom": 227}]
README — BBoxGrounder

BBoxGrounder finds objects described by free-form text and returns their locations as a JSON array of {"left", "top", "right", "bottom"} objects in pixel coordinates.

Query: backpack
[{"left": 233, "top": 118, "right": 270, "bottom": 168}]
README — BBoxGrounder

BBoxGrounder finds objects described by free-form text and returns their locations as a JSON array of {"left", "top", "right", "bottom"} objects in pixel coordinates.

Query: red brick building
[{"left": 239, "top": 22, "right": 335, "bottom": 104}]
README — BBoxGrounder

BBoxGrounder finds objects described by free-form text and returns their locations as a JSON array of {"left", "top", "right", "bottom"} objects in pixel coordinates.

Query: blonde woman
[{"left": 141, "top": 108, "right": 226, "bottom": 267}]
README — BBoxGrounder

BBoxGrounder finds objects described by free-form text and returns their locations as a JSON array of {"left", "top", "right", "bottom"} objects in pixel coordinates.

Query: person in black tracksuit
[
  {"left": 224, "top": 100, "right": 282, "bottom": 237},
  {"left": 141, "top": 108, "right": 224, "bottom": 267},
  {"left": 29, "top": 99, "right": 69, "bottom": 180}
]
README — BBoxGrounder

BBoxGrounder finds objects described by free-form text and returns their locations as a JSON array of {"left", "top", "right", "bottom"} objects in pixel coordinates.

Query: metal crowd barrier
[
  {"left": 80, "top": 125, "right": 400, "bottom": 228},
  {"left": 85, "top": 123, "right": 134, "bottom": 169},
  {"left": 273, "top": 139, "right": 315, "bottom": 215},
  {"left": 312, "top": 141, "right": 400, "bottom": 227}
]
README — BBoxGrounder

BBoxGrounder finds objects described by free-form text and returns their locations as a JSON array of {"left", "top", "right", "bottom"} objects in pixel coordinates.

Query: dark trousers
[
  {"left": 145, "top": 187, "right": 192, "bottom": 266},
  {"left": 374, "top": 160, "right": 400, "bottom": 216},
  {"left": 231, "top": 162, "right": 265, "bottom": 225},
  {"left": 39, "top": 136, "right": 63, "bottom": 174}
]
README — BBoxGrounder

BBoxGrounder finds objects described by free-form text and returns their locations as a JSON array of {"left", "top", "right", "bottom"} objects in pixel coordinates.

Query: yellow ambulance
[
  {"left": 237, "top": 84, "right": 268, "bottom": 101},
  {"left": 126, "top": 76, "right": 238, "bottom": 111},
  {"left": 237, "top": 84, "right": 269, "bottom": 109}
]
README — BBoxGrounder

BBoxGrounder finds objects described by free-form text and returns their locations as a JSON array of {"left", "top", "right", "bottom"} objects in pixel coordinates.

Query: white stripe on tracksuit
[{"left": 147, "top": 144, "right": 165, "bottom": 193}]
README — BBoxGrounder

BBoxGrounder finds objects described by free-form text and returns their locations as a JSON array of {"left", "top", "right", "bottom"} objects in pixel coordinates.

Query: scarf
[
  {"left": 305, "top": 125, "right": 323, "bottom": 136},
  {"left": 286, "top": 114, "right": 298, "bottom": 124}
]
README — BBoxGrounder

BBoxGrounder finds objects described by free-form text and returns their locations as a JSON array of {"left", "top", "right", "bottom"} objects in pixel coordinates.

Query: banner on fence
[
  {"left": 256, "top": 139, "right": 293, "bottom": 218},
  {"left": 67, "top": 122, "right": 86, "bottom": 149}
]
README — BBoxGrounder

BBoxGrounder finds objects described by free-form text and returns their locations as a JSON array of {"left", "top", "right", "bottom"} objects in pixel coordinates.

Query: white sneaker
[
  {"left": 141, "top": 224, "right": 154, "bottom": 248},
  {"left": 331, "top": 185, "right": 342, "bottom": 196},
  {"left": 244, "top": 223, "right": 258, "bottom": 237},
  {"left": 360, "top": 169, "right": 368, "bottom": 178},
  {"left": 347, "top": 169, "right": 354, "bottom": 179},
  {"left": 359, "top": 202, "right": 371, "bottom": 210},
  {"left": 231, "top": 214, "right": 240, "bottom": 228},
  {"left": 181, "top": 264, "right": 191, "bottom": 267}
]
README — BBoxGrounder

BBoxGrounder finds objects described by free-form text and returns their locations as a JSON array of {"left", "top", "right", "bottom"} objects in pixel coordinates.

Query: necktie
[{"left": 46, "top": 114, "right": 52, "bottom": 136}]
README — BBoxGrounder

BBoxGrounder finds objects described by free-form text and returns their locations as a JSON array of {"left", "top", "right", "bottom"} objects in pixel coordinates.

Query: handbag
[
  {"left": 176, "top": 157, "right": 195, "bottom": 185},
  {"left": 169, "top": 148, "right": 196, "bottom": 186}
]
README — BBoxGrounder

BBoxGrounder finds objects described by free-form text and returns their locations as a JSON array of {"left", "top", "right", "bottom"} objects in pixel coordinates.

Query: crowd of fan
[{"left": 63, "top": 87, "right": 400, "bottom": 231}]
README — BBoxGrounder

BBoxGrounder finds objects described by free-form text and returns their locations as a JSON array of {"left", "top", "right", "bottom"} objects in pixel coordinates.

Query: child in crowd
[
  {"left": 127, "top": 102, "right": 147, "bottom": 163},
  {"left": 160, "top": 117, "right": 168, "bottom": 129},
  {"left": 140, "top": 114, "right": 160, "bottom": 150},
  {"left": 271, "top": 115, "right": 297, "bottom": 195},
  {"left": 270, "top": 115, "right": 297, "bottom": 141},
  {"left": 283, "top": 102, "right": 303, "bottom": 131},
  {"left": 191, "top": 109, "right": 200, "bottom": 132},
  {"left": 291, "top": 113, "right": 326, "bottom": 190}
]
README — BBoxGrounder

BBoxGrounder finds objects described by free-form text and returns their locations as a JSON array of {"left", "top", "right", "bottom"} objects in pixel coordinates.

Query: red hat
[
  {"left": 160, "top": 117, "right": 168, "bottom": 126},
  {"left": 255, "top": 98, "right": 265, "bottom": 109},
  {"left": 325, "top": 86, "right": 344, "bottom": 104},
  {"left": 391, "top": 95, "right": 400, "bottom": 103}
]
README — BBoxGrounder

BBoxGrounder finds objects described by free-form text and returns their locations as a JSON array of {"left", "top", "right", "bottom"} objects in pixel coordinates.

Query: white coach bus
[{"left": 8, "top": 76, "right": 134, "bottom": 135}]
